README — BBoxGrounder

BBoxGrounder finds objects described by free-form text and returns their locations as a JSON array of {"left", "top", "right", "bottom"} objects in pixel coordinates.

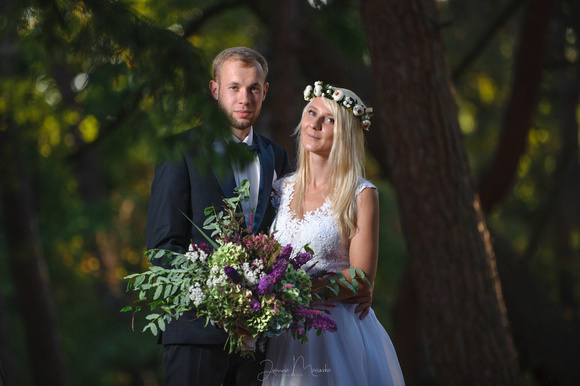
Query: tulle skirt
[{"left": 262, "top": 303, "right": 405, "bottom": 386}]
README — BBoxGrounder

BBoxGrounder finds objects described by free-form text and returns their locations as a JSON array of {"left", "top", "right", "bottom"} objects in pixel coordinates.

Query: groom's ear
[
  {"left": 209, "top": 80, "right": 219, "bottom": 100},
  {"left": 262, "top": 82, "right": 269, "bottom": 101}
]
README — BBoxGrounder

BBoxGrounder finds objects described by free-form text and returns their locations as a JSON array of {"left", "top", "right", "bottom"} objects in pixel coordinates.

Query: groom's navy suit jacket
[{"left": 145, "top": 128, "right": 292, "bottom": 345}]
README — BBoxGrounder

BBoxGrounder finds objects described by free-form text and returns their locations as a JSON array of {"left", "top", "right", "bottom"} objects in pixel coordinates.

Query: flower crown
[{"left": 303, "top": 81, "right": 373, "bottom": 131}]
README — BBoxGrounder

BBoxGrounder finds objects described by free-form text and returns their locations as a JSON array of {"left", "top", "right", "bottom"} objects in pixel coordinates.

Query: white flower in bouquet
[{"left": 189, "top": 283, "right": 206, "bottom": 307}]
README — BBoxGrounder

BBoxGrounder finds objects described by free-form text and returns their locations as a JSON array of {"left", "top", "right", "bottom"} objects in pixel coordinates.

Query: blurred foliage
[
  {"left": 440, "top": 0, "right": 580, "bottom": 308},
  {"left": 0, "top": 0, "right": 579, "bottom": 384}
]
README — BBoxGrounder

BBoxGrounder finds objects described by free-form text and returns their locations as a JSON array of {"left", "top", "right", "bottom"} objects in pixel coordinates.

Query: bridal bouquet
[{"left": 123, "top": 180, "right": 337, "bottom": 355}]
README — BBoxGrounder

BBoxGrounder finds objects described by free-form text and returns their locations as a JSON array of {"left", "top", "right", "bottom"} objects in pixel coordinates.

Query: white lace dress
[{"left": 262, "top": 175, "right": 405, "bottom": 386}]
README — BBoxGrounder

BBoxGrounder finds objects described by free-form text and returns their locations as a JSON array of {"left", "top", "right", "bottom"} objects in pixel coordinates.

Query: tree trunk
[
  {"left": 0, "top": 125, "right": 71, "bottom": 386},
  {"left": 493, "top": 233, "right": 580, "bottom": 384},
  {"left": 361, "top": 0, "right": 521, "bottom": 383},
  {"left": 0, "top": 0, "right": 70, "bottom": 382},
  {"left": 0, "top": 286, "right": 13, "bottom": 386},
  {"left": 263, "top": 0, "right": 301, "bottom": 163}
]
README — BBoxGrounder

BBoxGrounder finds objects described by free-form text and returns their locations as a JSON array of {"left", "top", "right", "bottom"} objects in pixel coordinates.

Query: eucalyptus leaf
[
  {"left": 134, "top": 274, "right": 145, "bottom": 287},
  {"left": 154, "top": 285, "right": 163, "bottom": 300},
  {"left": 150, "top": 323, "right": 158, "bottom": 336},
  {"left": 356, "top": 267, "right": 372, "bottom": 286}
]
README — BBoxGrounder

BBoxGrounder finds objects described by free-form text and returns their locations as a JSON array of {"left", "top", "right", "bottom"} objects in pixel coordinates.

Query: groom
[{"left": 146, "top": 47, "right": 292, "bottom": 385}]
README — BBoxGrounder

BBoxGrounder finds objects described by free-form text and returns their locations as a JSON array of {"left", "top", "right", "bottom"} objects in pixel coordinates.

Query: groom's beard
[{"left": 218, "top": 99, "right": 262, "bottom": 132}]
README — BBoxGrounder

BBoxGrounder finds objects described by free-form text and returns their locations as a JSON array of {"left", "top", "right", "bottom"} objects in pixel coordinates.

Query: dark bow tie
[{"left": 239, "top": 142, "right": 260, "bottom": 152}]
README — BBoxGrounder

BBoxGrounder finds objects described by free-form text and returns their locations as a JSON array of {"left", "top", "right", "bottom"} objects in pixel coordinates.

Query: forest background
[{"left": 0, "top": 0, "right": 579, "bottom": 385}]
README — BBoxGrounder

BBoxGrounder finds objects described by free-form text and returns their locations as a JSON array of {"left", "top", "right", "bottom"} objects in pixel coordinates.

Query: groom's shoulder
[
  {"left": 255, "top": 132, "right": 286, "bottom": 153},
  {"left": 154, "top": 127, "right": 205, "bottom": 164}
]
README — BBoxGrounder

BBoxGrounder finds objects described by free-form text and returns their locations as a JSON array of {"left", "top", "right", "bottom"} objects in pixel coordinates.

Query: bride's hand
[{"left": 341, "top": 287, "right": 373, "bottom": 320}]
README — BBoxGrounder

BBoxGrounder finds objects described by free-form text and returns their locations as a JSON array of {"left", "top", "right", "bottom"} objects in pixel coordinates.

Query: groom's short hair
[{"left": 212, "top": 47, "right": 269, "bottom": 82}]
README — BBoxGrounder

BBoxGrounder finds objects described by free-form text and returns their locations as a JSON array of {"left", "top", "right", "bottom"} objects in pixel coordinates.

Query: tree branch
[
  {"left": 182, "top": 0, "right": 245, "bottom": 38},
  {"left": 452, "top": 0, "right": 525, "bottom": 82}
]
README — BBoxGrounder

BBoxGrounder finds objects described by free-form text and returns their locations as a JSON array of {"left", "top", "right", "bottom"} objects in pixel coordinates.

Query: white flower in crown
[
  {"left": 361, "top": 120, "right": 371, "bottom": 131},
  {"left": 332, "top": 89, "right": 345, "bottom": 102},
  {"left": 343, "top": 97, "right": 354, "bottom": 108},
  {"left": 353, "top": 105, "right": 365, "bottom": 116},
  {"left": 314, "top": 84, "right": 323, "bottom": 97},
  {"left": 303, "top": 85, "right": 313, "bottom": 100},
  {"left": 308, "top": 0, "right": 328, "bottom": 9}
]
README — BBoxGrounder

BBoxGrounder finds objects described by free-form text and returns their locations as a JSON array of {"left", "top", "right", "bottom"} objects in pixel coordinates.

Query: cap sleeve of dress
[{"left": 356, "top": 178, "right": 377, "bottom": 196}]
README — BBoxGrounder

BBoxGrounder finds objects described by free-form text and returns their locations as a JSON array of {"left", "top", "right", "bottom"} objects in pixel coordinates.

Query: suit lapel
[
  {"left": 253, "top": 135, "right": 274, "bottom": 233},
  {"left": 209, "top": 140, "right": 237, "bottom": 199}
]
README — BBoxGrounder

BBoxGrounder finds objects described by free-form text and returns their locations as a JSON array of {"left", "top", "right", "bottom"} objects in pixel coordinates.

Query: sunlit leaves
[
  {"left": 476, "top": 74, "right": 498, "bottom": 104},
  {"left": 458, "top": 102, "right": 477, "bottom": 134},
  {"left": 78, "top": 115, "right": 100, "bottom": 143},
  {"left": 565, "top": 28, "right": 578, "bottom": 63}
]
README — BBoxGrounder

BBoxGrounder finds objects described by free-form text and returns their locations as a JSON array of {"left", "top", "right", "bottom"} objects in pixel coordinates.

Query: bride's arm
[{"left": 312, "top": 187, "right": 379, "bottom": 318}]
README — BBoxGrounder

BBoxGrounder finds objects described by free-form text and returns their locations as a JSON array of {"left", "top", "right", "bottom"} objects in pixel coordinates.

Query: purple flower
[
  {"left": 279, "top": 244, "right": 293, "bottom": 261},
  {"left": 224, "top": 266, "right": 241, "bottom": 283},
  {"left": 251, "top": 298, "right": 261, "bottom": 311},
  {"left": 198, "top": 243, "right": 212, "bottom": 254},
  {"left": 308, "top": 313, "right": 337, "bottom": 332},
  {"left": 271, "top": 258, "right": 289, "bottom": 282},
  {"left": 290, "top": 251, "right": 313, "bottom": 270},
  {"left": 257, "top": 275, "right": 274, "bottom": 296},
  {"left": 294, "top": 307, "right": 337, "bottom": 332}
]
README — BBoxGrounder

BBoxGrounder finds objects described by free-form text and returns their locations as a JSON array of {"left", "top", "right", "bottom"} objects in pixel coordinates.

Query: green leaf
[
  {"left": 326, "top": 276, "right": 339, "bottom": 296},
  {"left": 351, "top": 276, "right": 359, "bottom": 293},
  {"left": 158, "top": 317, "right": 166, "bottom": 331},
  {"left": 143, "top": 322, "right": 158, "bottom": 336},
  {"left": 336, "top": 272, "right": 355, "bottom": 293},
  {"left": 164, "top": 284, "right": 174, "bottom": 298},
  {"left": 356, "top": 267, "right": 373, "bottom": 286},
  {"left": 192, "top": 220, "right": 219, "bottom": 249},
  {"left": 154, "top": 285, "right": 163, "bottom": 300},
  {"left": 134, "top": 274, "right": 145, "bottom": 287},
  {"left": 145, "top": 313, "right": 160, "bottom": 320},
  {"left": 121, "top": 306, "right": 132, "bottom": 312},
  {"left": 150, "top": 323, "right": 158, "bottom": 336}
]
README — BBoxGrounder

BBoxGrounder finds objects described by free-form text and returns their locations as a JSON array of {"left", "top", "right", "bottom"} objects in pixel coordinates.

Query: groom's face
[{"left": 210, "top": 59, "right": 269, "bottom": 137}]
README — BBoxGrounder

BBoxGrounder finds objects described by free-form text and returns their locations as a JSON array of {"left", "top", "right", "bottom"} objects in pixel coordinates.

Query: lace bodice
[{"left": 270, "top": 175, "right": 377, "bottom": 275}]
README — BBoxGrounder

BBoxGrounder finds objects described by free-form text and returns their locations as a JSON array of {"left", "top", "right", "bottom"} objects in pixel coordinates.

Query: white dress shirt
[{"left": 231, "top": 129, "right": 261, "bottom": 228}]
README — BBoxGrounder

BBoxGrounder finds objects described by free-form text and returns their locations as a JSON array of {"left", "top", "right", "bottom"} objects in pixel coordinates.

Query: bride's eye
[{"left": 325, "top": 117, "right": 335, "bottom": 124}]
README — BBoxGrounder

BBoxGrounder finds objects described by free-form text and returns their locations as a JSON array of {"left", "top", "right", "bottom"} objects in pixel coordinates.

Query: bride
[{"left": 262, "top": 82, "right": 405, "bottom": 385}]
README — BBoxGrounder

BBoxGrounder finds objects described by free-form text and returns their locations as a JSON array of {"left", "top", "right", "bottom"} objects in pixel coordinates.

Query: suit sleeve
[
  {"left": 145, "top": 157, "right": 192, "bottom": 265},
  {"left": 277, "top": 147, "right": 293, "bottom": 178}
]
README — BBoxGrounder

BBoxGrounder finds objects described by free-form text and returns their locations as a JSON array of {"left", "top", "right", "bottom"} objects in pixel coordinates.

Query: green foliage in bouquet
[{"left": 122, "top": 180, "right": 338, "bottom": 355}]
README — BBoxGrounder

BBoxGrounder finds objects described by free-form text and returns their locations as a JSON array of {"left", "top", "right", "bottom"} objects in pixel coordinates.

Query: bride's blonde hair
[{"left": 292, "top": 88, "right": 367, "bottom": 244}]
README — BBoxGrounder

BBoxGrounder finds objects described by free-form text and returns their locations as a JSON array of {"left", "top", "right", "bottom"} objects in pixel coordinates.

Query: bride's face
[{"left": 301, "top": 97, "right": 335, "bottom": 157}]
